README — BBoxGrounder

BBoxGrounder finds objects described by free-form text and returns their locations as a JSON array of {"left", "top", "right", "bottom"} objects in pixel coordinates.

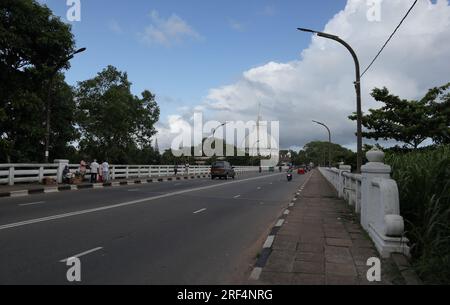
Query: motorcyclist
[{"left": 286, "top": 167, "right": 293, "bottom": 181}]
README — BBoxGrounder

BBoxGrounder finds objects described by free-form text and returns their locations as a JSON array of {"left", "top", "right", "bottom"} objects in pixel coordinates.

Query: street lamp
[
  {"left": 298, "top": 28, "right": 363, "bottom": 173},
  {"left": 211, "top": 122, "right": 228, "bottom": 138},
  {"left": 206, "top": 122, "right": 229, "bottom": 158},
  {"left": 312, "top": 120, "right": 332, "bottom": 168},
  {"left": 44, "top": 47, "right": 86, "bottom": 163},
  {"left": 250, "top": 140, "right": 261, "bottom": 167}
]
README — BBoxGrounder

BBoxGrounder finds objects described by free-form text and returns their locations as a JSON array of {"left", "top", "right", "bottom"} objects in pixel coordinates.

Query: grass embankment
[{"left": 386, "top": 145, "right": 450, "bottom": 284}]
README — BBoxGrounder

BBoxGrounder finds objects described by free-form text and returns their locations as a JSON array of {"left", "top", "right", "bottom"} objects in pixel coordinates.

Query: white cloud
[
  {"left": 259, "top": 5, "right": 276, "bottom": 16},
  {"left": 139, "top": 10, "right": 202, "bottom": 47},
  {"left": 108, "top": 20, "right": 123, "bottom": 34},
  {"left": 155, "top": 115, "right": 193, "bottom": 151},
  {"left": 229, "top": 19, "right": 245, "bottom": 32},
  {"left": 159, "top": 0, "right": 450, "bottom": 151}
]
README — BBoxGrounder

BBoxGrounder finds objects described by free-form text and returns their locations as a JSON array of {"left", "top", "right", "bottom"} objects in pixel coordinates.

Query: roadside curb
[
  {"left": 391, "top": 253, "right": 423, "bottom": 285},
  {"left": 248, "top": 171, "right": 314, "bottom": 281},
  {"left": 0, "top": 175, "right": 211, "bottom": 199}
]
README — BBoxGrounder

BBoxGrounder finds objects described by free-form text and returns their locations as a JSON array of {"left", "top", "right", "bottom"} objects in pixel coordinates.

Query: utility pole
[{"left": 44, "top": 47, "right": 86, "bottom": 163}]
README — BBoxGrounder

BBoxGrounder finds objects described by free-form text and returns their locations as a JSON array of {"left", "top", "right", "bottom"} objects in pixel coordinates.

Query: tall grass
[{"left": 386, "top": 145, "right": 450, "bottom": 284}]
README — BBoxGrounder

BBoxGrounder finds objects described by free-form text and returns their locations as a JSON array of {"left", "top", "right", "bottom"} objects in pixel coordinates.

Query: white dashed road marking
[
  {"left": 19, "top": 201, "right": 45, "bottom": 207},
  {"left": 193, "top": 208, "right": 207, "bottom": 214},
  {"left": 59, "top": 247, "right": 103, "bottom": 263},
  {"left": 0, "top": 173, "right": 282, "bottom": 231}
]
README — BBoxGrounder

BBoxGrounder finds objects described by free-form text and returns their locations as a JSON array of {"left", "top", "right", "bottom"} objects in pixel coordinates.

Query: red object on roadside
[{"left": 298, "top": 168, "right": 305, "bottom": 175}]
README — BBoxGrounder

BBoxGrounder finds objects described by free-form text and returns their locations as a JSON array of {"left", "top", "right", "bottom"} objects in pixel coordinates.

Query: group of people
[{"left": 78, "top": 159, "right": 110, "bottom": 183}]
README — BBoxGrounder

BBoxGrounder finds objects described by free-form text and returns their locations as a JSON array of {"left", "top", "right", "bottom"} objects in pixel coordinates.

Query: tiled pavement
[{"left": 254, "top": 170, "right": 404, "bottom": 285}]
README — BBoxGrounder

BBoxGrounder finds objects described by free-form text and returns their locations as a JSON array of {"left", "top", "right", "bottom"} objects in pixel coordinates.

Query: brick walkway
[{"left": 255, "top": 170, "right": 403, "bottom": 285}]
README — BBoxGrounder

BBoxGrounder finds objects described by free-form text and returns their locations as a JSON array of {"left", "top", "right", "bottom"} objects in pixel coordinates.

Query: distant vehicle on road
[
  {"left": 287, "top": 169, "right": 293, "bottom": 182},
  {"left": 211, "top": 161, "right": 236, "bottom": 180}
]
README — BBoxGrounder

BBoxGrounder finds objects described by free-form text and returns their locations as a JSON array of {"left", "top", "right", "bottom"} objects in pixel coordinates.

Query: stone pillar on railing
[
  {"left": 338, "top": 164, "right": 351, "bottom": 198},
  {"left": 361, "top": 148, "right": 409, "bottom": 258},
  {"left": 39, "top": 166, "right": 44, "bottom": 182},
  {"left": 54, "top": 159, "right": 69, "bottom": 184},
  {"left": 9, "top": 166, "right": 14, "bottom": 186},
  {"left": 361, "top": 149, "right": 391, "bottom": 230}
]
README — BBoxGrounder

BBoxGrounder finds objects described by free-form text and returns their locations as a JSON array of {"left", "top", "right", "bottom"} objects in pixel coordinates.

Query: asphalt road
[{"left": 0, "top": 171, "right": 306, "bottom": 284}]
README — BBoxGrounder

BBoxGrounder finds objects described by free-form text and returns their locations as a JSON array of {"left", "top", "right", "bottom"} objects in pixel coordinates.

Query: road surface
[{"left": 0, "top": 172, "right": 306, "bottom": 284}]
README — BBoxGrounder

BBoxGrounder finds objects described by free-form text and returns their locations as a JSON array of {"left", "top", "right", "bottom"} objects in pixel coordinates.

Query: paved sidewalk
[{"left": 253, "top": 170, "right": 404, "bottom": 285}]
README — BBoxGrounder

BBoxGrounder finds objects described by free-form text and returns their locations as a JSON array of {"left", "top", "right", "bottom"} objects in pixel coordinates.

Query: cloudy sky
[{"left": 41, "top": 0, "right": 450, "bottom": 151}]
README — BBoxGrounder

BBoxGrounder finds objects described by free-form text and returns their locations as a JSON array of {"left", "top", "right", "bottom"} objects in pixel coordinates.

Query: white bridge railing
[
  {"left": 0, "top": 161, "right": 266, "bottom": 186},
  {"left": 319, "top": 148, "right": 410, "bottom": 258}
]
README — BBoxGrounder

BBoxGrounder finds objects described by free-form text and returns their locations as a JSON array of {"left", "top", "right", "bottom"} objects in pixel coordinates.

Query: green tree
[
  {"left": 421, "top": 83, "right": 450, "bottom": 145},
  {"left": 0, "top": 0, "right": 76, "bottom": 162},
  {"left": 75, "top": 66, "right": 160, "bottom": 164},
  {"left": 350, "top": 84, "right": 450, "bottom": 149},
  {"left": 294, "top": 141, "right": 356, "bottom": 169}
]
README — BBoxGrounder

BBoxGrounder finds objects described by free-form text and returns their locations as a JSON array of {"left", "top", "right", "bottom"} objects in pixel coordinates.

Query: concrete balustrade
[
  {"left": 0, "top": 162, "right": 268, "bottom": 186},
  {"left": 319, "top": 148, "right": 410, "bottom": 258}
]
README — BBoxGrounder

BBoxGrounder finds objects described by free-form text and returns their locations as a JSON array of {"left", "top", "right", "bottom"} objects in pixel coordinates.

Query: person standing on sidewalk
[
  {"left": 101, "top": 160, "right": 110, "bottom": 182},
  {"left": 90, "top": 159, "right": 100, "bottom": 183}
]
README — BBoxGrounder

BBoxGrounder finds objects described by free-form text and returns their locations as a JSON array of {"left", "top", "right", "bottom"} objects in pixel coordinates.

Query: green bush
[{"left": 386, "top": 145, "right": 450, "bottom": 284}]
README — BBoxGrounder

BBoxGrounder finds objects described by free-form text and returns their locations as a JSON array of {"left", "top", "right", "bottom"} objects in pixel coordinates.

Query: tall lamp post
[
  {"left": 250, "top": 140, "right": 261, "bottom": 167},
  {"left": 312, "top": 120, "right": 332, "bottom": 168},
  {"left": 44, "top": 47, "right": 86, "bottom": 163},
  {"left": 298, "top": 28, "right": 363, "bottom": 173},
  {"left": 207, "top": 122, "right": 229, "bottom": 158}
]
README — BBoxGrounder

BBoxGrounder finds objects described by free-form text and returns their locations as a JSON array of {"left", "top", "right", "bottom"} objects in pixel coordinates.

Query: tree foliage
[
  {"left": 0, "top": 0, "right": 76, "bottom": 162},
  {"left": 350, "top": 84, "right": 450, "bottom": 149},
  {"left": 293, "top": 141, "right": 356, "bottom": 169},
  {"left": 421, "top": 83, "right": 450, "bottom": 145},
  {"left": 75, "top": 66, "right": 160, "bottom": 164}
]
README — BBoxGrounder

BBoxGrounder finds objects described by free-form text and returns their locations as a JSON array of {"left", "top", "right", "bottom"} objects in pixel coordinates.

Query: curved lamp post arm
[
  {"left": 212, "top": 122, "right": 228, "bottom": 138},
  {"left": 298, "top": 28, "right": 363, "bottom": 173},
  {"left": 312, "top": 120, "right": 331, "bottom": 143},
  {"left": 313, "top": 120, "right": 332, "bottom": 168}
]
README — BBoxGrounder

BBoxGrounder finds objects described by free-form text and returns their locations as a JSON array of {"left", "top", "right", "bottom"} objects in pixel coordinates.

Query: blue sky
[
  {"left": 42, "top": 0, "right": 347, "bottom": 121},
  {"left": 40, "top": 0, "right": 450, "bottom": 151}
]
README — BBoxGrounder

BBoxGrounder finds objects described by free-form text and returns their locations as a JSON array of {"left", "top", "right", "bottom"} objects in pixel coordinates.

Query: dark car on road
[{"left": 211, "top": 161, "right": 236, "bottom": 180}]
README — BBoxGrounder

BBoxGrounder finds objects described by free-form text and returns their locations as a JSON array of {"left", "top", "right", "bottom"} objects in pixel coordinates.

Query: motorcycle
[{"left": 287, "top": 172, "right": 293, "bottom": 182}]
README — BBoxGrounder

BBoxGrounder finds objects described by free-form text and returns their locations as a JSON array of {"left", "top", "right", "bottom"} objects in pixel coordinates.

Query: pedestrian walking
[
  {"left": 102, "top": 160, "right": 110, "bottom": 182},
  {"left": 174, "top": 164, "right": 178, "bottom": 176},
  {"left": 90, "top": 159, "right": 100, "bottom": 183},
  {"left": 79, "top": 160, "right": 87, "bottom": 178}
]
